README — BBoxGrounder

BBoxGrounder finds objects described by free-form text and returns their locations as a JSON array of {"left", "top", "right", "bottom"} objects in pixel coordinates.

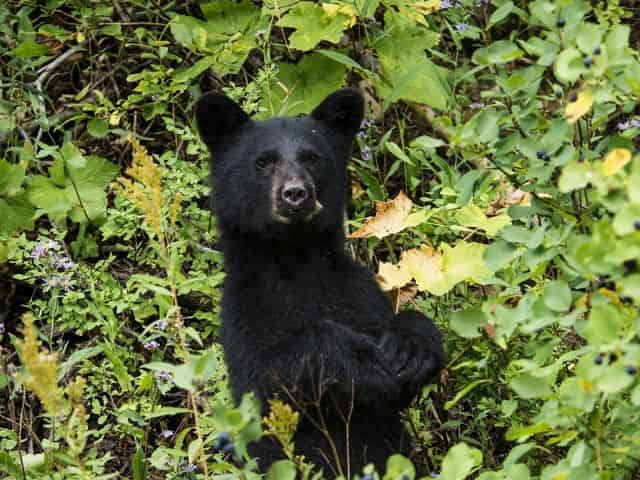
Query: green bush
[{"left": 1, "top": 0, "right": 639, "bottom": 479}]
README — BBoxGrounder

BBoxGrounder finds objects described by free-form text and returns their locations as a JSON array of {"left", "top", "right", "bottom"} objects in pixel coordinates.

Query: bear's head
[{"left": 195, "top": 89, "right": 364, "bottom": 240}]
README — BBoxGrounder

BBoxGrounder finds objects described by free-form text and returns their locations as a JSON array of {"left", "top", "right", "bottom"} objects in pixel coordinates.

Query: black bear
[{"left": 195, "top": 89, "right": 445, "bottom": 478}]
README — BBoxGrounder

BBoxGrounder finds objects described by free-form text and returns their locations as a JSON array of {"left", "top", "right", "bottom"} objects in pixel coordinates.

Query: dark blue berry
[
  {"left": 609, "top": 352, "right": 619, "bottom": 364},
  {"left": 568, "top": 91, "right": 578, "bottom": 102},
  {"left": 623, "top": 259, "right": 638, "bottom": 273},
  {"left": 556, "top": 18, "right": 566, "bottom": 27},
  {"left": 626, "top": 365, "right": 638, "bottom": 375},
  {"left": 593, "top": 45, "right": 601, "bottom": 55},
  {"left": 537, "top": 150, "right": 547, "bottom": 160},
  {"left": 621, "top": 296, "right": 633, "bottom": 305},
  {"left": 222, "top": 443, "right": 237, "bottom": 456},
  {"left": 213, "top": 432, "right": 231, "bottom": 451},
  {"left": 594, "top": 354, "right": 603, "bottom": 365},
  {"left": 634, "top": 220, "right": 640, "bottom": 231},
  {"left": 583, "top": 57, "right": 594, "bottom": 68},
  {"left": 554, "top": 89, "right": 563, "bottom": 98}
]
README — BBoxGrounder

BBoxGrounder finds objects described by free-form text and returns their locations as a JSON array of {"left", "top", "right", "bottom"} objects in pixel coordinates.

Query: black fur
[{"left": 196, "top": 89, "right": 445, "bottom": 477}]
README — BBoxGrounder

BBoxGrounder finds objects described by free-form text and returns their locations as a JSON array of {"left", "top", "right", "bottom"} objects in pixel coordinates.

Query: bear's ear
[
  {"left": 311, "top": 88, "right": 364, "bottom": 139},
  {"left": 195, "top": 92, "right": 249, "bottom": 154}
]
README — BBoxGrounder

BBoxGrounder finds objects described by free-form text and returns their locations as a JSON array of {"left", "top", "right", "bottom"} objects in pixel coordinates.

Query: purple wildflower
[
  {"left": 360, "top": 118, "right": 373, "bottom": 129},
  {"left": 470, "top": 102, "right": 485, "bottom": 109},
  {"left": 631, "top": 119, "right": 640, "bottom": 128},
  {"left": 455, "top": 23, "right": 469, "bottom": 33},
  {"left": 183, "top": 464, "right": 197, "bottom": 473},
  {"left": 0, "top": 323, "right": 5, "bottom": 334},
  {"left": 159, "top": 430, "right": 174, "bottom": 439},
  {"left": 440, "top": 0, "right": 453, "bottom": 8},
  {"left": 155, "top": 320, "right": 169, "bottom": 331},
  {"left": 31, "top": 243, "right": 48, "bottom": 259},
  {"left": 617, "top": 121, "right": 631, "bottom": 131},
  {"left": 144, "top": 340, "right": 160, "bottom": 351},
  {"left": 47, "top": 240, "right": 60, "bottom": 250},
  {"left": 361, "top": 145, "right": 372, "bottom": 161},
  {"left": 356, "top": 130, "right": 366, "bottom": 138},
  {"left": 154, "top": 370, "right": 171, "bottom": 381}
]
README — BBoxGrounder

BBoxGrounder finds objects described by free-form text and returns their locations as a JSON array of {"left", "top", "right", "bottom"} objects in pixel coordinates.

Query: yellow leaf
[
  {"left": 603, "top": 148, "right": 632, "bottom": 176},
  {"left": 415, "top": 1, "right": 441, "bottom": 14},
  {"left": 349, "top": 191, "right": 413, "bottom": 239},
  {"left": 402, "top": 245, "right": 450, "bottom": 295},
  {"left": 564, "top": 91, "right": 593, "bottom": 124},
  {"left": 377, "top": 261, "right": 412, "bottom": 291},
  {"left": 322, "top": 3, "right": 357, "bottom": 27}
]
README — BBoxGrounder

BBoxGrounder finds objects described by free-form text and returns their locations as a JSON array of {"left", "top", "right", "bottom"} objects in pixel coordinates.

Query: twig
[{"left": 33, "top": 41, "right": 88, "bottom": 140}]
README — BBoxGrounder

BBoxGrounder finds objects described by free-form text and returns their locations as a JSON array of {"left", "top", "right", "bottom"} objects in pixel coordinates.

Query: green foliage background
[{"left": 1, "top": 0, "right": 640, "bottom": 479}]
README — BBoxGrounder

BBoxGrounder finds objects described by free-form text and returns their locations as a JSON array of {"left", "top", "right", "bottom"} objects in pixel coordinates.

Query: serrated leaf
[
  {"left": 350, "top": 191, "right": 413, "bottom": 239},
  {"left": 375, "top": 10, "right": 448, "bottom": 110},
  {"left": 278, "top": 2, "right": 349, "bottom": 51},
  {"left": 0, "top": 195, "right": 35, "bottom": 236},
  {"left": 265, "top": 53, "right": 347, "bottom": 116}
]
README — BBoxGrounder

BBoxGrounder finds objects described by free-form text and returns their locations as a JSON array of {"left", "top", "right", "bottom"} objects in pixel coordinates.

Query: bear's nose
[{"left": 282, "top": 182, "right": 308, "bottom": 208}]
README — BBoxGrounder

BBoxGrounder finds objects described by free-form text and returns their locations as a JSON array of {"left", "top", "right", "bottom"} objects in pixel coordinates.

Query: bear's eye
[
  {"left": 304, "top": 152, "right": 322, "bottom": 166},
  {"left": 255, "top": 154, "right": 275, "bottom": 171}
]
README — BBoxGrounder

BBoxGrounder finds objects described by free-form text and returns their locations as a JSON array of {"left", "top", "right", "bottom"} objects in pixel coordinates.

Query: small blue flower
[
  {"left": 47, "top": 240, "right": 60, "bottom": 250},
  {"left": 159, "top": 430, "right": 174, "bottom": 439},
  {"left": 0, "top": 323, "right": 5, "bottom": 334},
  {"left": 155, "top": 320, "right": 169, "bottom": 331},
  {"left": 361, "top": 145, "right": 372, "bottom": 162},
  {"left": 359, "top": 118, "right": 373, "bottom": 129},
  {"left": 155, "top": 370, "right": 171, "bottom": 381},
  {"left": 440, "top": 0, "right": 453, "bottom": 8},
  {"left": 144, "top": 340, "right": 160, "bottom": 351},
  {"left": 356, "top": 130, "right": 366, "bottom": 138},
  {"left": 31, "top": 243, "right": 48, "bottom": 259},
  {"left": 470, "top": 102, "right": 485, "bottom": 109},
  {"left": 617, "top": 121, "right": 631, "bottom": 131},
  {"left": 455, "top": 23, "right": 469, "bottom": 33},
  {"left": 631, "top": 119, "right": 640, "bottom": 128}
]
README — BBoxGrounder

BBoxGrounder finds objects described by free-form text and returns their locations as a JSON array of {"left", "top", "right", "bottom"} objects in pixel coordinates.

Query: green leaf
[
  {"left": 580, "top": 304, "right": 623, "bottom": 345},
  {"left": 488, "top": 2, "right": 514, "bottom": 28},
  {"left": 456, "top": 204, "right": 511, "bottom": 237},
  {"left": 0, "top": 160, "right": 25, "bottom": 197},
  {"left": 558, "top": 160, "right": 593, "bottom": 192},
  {"left": 510, "top": 374, "right": 552, "bottom": 399},
  {"left": 612, "top": 204, "right": 640, "bottom": 236},
  {"left": 597, "top": 364, "right": 634, "bottom": 394},
  {"left": 554, "top": 48, "right": 585, "bottom": 84},
  {"left": 542, "top": 280, "right": 572, "bottom": 312},
  {"left": 278, "top": 2, "right": 348, "bottom": 51},
  {"left": 384, "top": 454, "right": 415, "bottom": 480},
  {"left": 473, "top": 40, "right": 524, "bottom": 65},
  {"left": 375, "top": 10, "right": 448, "bottom": 110},
  {"left": 87, "top": 118, "right": 109, "bottom": 138},
  {"left": 440, "top": 443, "right": 483, "bottom": 480},
  {"left": 575, "top": 23, "right": 602, "bottom": 55},
  {"left": 450, "top": 308, "right": 487, "bottom": 339},
  {"left": 12, "top": 40, "right": 49, "bottom": 58},
  {"left": 264, "top": 53, "right": 348, "bottom": 116},
  {"left": 267, "top": 460, "right": 297, "bottom": 480}
]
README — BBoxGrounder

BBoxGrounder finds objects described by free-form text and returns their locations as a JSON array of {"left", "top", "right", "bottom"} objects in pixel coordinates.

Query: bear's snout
[{"left": 282, "top": 181, "right": 309, "bottom": 208}]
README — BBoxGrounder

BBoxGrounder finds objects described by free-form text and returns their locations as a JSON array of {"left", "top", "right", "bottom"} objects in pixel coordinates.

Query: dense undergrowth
[{"left": 1, "top": 0, "right": 640, "bottom": 479}]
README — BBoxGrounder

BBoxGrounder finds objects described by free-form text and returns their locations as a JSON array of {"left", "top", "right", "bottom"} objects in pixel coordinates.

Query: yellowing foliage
[
  {"left": 603, "top": 148, "right": 632, "bottom": 176},
  {"left": 349, "top": 191, "right": 413, "bottom": 239},
  {"left": 564, "top": 91, "right": 593, "bottom": 124}
]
